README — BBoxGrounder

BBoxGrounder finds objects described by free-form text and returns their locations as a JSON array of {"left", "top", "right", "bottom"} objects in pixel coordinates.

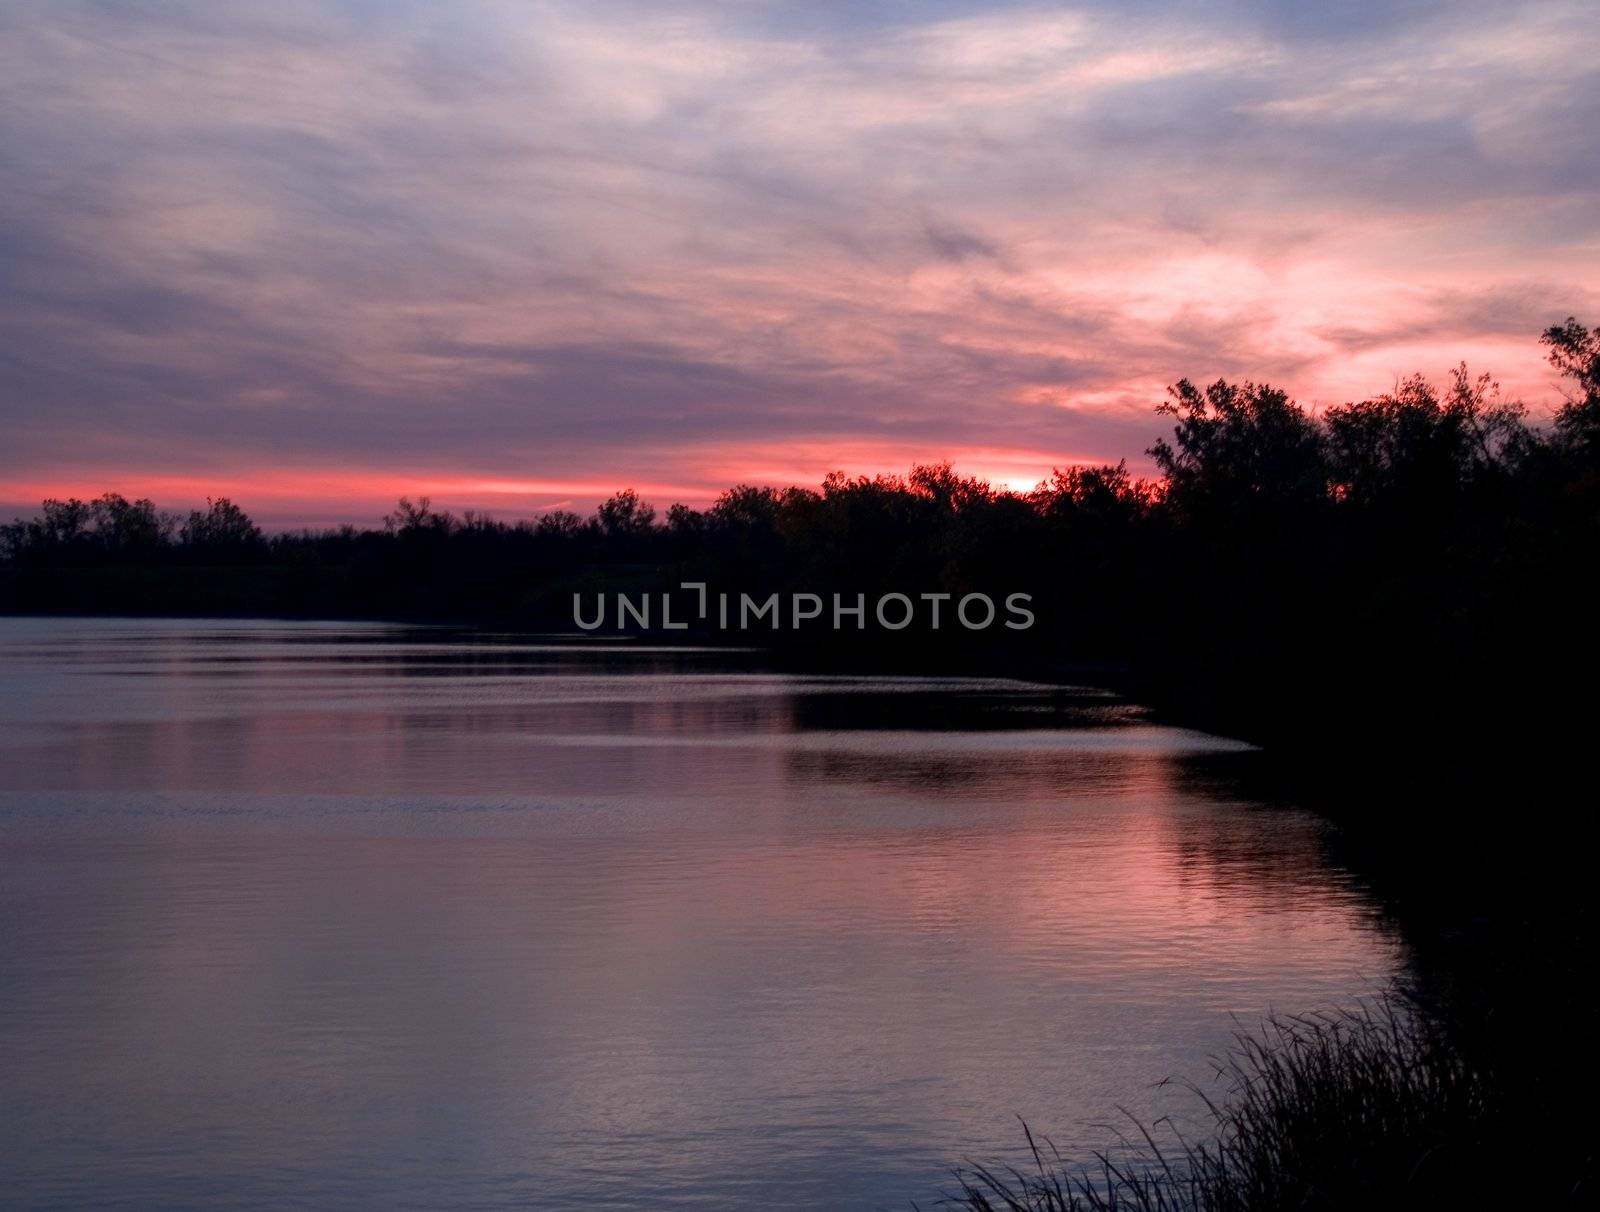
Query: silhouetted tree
[
  {"left": 595, "top": 489, "right": 655, "bottom": 538},
  {"left": 384, "top": 496, "right": 455, "bottom": 536},
  {"left": 1323, "top": 366, "right": 1528, "bottom": 509},
  {"left": 1031, "top": 461, "right": 1149, "bottom": 527},
  {"left": 1543, "top": 316, "right": 1600, "bottom": 462},
  {"left": 534, "top": 509, "right": 585, "bottom": 539},
  {"left": 90, "top": 493, "right": 171, "bottom": 555},
  {"left": 907, "top": 461, "right": 989, "bottom": 512},
  {"left": 1149, "top": 379, "right": 1327, "bottom": 522},
  {"left": 180, "top": 498, "right": 263, "bottom": 552}
]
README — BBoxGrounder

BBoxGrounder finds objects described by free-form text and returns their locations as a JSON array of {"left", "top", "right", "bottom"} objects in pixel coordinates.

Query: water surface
[{"left": 0, "top": 617, "right": 1398, "bottom": 1209}]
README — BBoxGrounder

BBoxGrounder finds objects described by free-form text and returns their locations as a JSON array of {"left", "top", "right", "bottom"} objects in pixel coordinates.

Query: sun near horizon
[{"left": 2, "top": 1, "right": 1595, "bottom": 527}]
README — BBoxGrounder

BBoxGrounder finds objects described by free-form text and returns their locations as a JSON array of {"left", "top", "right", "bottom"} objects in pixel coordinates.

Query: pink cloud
[{"left": 0, "top": 1, "right": 1595, "bottom": 522}]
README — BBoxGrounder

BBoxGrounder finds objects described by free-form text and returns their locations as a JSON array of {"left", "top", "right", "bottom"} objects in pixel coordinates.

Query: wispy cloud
[{"left": 1, "top": 0, "right": 1595, "bottom": 523}]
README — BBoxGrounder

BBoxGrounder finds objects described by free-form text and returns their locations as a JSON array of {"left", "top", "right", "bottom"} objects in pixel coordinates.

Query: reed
[{"left": 933, "top": 998, "right": 1494, "bottom": 1211}]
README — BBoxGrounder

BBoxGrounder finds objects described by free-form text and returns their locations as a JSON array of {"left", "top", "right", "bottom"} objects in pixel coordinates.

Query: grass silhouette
[{"left": 934, "top": 998, "right": 1496, "bottom": 1211}]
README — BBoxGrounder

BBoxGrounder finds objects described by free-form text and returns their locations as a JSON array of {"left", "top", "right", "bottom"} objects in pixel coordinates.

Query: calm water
[{"left": 0, "top": 617, "right": 1398, "bottom": 1210}]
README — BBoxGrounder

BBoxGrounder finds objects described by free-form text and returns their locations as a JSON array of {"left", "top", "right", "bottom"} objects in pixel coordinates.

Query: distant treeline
[{"left": 5, "top": 319, "right": 1598, "bottom": 752}]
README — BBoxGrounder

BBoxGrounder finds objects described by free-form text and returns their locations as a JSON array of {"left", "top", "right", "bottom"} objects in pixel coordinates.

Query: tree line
[{"left": 5, "top": 319, "right": 1597, "bottom": 752}]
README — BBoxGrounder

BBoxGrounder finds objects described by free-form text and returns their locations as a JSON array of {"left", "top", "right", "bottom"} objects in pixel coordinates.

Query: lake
[{"left": 0, "top": 617, "right": 1399, "bottom": 1210}]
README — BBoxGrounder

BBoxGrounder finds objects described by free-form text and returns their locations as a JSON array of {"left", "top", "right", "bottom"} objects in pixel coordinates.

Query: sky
[{"left": 2, "top": 0, "right": 1597, "bottom": 526}]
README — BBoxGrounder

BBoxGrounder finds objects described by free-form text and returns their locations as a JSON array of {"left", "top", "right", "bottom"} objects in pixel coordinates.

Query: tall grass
[{"left": 935, "top": 999, "right": 1495, "bottom": 1211}]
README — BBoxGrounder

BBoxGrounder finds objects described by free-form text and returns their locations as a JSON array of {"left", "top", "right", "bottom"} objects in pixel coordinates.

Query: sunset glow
[{"left": 3, "top": 1, "right": 1597, "bottom": 525}]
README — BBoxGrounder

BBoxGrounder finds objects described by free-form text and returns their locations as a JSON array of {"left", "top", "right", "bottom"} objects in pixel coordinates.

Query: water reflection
[{"left": 0, "top": 619, "right": 1397, "bottom": 1210}]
